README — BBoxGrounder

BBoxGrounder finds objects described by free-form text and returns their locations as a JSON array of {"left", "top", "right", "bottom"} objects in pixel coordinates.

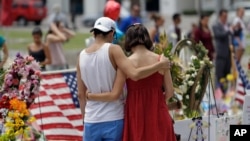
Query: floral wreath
[
  {"left": 0, "top": 53, "right": 41, "bottom": 140},
  {"left": 174, "top": 40, "right": 213, "bottom": 118},
  {"left": 154, "top": 32, "right": 213, "bottom": 118}
]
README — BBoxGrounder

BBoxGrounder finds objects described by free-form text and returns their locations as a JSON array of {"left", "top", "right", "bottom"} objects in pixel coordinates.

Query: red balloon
[{"left": 104, "top": 0, "right": 121, "bottom": 21}]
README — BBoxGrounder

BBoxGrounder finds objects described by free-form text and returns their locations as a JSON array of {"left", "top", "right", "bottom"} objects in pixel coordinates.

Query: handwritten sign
[{"left": 242, "top": 92, "right": 250, "bottom": 124}]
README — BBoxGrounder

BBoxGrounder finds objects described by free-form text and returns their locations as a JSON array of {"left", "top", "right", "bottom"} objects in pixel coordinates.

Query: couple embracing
[{"left": 77, "top": 17, "right": 177, "bottom": 141}]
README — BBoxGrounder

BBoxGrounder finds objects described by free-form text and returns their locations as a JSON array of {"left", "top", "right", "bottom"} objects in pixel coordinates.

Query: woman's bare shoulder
[
  {"left": 149, "top": 51, "right": 160, "bottom": 60},
  {"left": 27, "top": 43, "right": 35, "bottom": 49},
  {"left": 149, "top": 51, "right": 165, "bottom": 75}
]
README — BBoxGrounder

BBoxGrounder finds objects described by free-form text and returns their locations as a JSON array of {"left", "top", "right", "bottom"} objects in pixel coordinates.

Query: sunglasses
[
  {"left": 110, "top": 28, "right": 117, "bottom": 41},
  {"left": 127, "top": 23, "right": 142, "bottom": 30}
]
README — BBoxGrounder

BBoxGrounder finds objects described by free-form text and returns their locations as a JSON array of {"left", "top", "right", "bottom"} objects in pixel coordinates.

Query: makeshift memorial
[{"left": 0, "top": 53, "right": 42, "bottom": 140}]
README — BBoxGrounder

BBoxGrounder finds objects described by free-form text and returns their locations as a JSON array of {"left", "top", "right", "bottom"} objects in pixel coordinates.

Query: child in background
[{"left": 28, "top": 27, "right": 51, "bottom": 71}]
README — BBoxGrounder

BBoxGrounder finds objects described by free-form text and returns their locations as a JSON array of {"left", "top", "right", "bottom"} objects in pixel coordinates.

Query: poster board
[{"left": 174, "top": 114, "right": 242, "bottom": 141}]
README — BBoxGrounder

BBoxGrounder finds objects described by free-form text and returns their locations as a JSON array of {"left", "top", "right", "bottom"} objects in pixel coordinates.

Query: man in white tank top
[{"left": 77, "top": 17, "right": 170, "bottom": 141}]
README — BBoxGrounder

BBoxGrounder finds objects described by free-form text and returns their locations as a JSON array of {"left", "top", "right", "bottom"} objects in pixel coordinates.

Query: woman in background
[
  {"left": 46, "top": 21, "right": 75, "bottom": 70},
  {"left": 149, "top": 13, "right": 165, "bottom": 43},
  {"left": 194, "top": 14, "right": 215, "bottom": 61},
  {"left": 28, "top": 27, "right": 51, "bottom": 71},
  {"left": 87, "top": 24, "right": 176, "bottom": 141}
]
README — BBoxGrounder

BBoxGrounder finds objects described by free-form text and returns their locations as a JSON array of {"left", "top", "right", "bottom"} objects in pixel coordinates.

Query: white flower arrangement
[
  {"left": 155, "top": 36, "right": 214, "bottom": 118},
  {"left": 179, "top": 45, "right": 213, "bottom": 118}
]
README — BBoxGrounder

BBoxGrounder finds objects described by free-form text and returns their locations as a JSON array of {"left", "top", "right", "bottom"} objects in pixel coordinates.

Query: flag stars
[{"left": 63, "top": 72, "right": 79, "bottom": 108}]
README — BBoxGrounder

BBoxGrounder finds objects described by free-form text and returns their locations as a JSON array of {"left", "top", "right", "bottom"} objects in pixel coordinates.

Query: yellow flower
[
  {"left": 14, "top": 129, "right": 23, "bottom": 136},
  {"left": 220, "top": 78, "right": 226, "bottom": 83},
  {"left": 226, "top": 74, "right": 234, "bottom": 81},
  {"left": 8, "top": 111, "right": 14, "bottom": 118},
  {"left": 28, "top": 116, "right": 36, "bottom": 123},
  {"left": 5, "top": 122, "right": 14, "bottom": 128},
  {"left": 13, "top": 111, "right": 19, "bottom": 118}
]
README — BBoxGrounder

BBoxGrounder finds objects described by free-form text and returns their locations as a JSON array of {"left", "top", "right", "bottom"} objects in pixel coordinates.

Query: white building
[
  {"left": 45, "top": 0, "right": 195, "bottom": 17},
  {"left": 45, "top": 0, "right": 245, "bottom": 17}
]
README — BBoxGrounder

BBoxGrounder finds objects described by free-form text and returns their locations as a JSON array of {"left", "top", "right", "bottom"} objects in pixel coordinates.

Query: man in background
[
  {"left": 212, "top": 9, "right": 232, "bottom": 94},
  {"left": 119, "top": 3, "right": 142, "bottom": 33},
  {"left": 167, "top": 13, "right": 182, "bottom": 47}
]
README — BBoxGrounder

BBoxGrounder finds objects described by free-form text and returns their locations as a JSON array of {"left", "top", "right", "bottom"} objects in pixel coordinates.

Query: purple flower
[
  {"left": 16, "top": 52, "right": 21, "bottom": 58},
  {"left": 6, "top": 79, "right": 12, "bottom": 86},
  {"left": 28, "top": 61, "right": 41, "bottom": 71},
  {"left": 6, "top": 74, "right": 13, "bottom": 80}
]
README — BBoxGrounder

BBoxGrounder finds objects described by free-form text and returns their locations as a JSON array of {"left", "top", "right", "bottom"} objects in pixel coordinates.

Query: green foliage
[
  {"left": 154, "top": 32, "right": 185, "bottom": 94},
  {"left": 0, "top": 134, "right": 15, "bottom": 141},
  {"left": 152, "top": 31, "right": 214, "bottom": 118},
  {"left": 0, "top": 68, "right": 5, "bottom": 88}
]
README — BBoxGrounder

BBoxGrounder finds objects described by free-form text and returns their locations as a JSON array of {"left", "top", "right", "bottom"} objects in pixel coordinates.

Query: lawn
[
  {"left": 1, "top": 28, "right": 250, "bottom": 56},
  {"left": 0, "top": 28, "right": 91, "bottom": 51}
]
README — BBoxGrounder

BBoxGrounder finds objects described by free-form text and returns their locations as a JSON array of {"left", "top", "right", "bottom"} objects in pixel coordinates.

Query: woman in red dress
[
  {"left": 194, "top": 14, "right": 215, "bottom": 61},
  {"left": 87, "top": 24, "right": 176, "bottom": 141}
]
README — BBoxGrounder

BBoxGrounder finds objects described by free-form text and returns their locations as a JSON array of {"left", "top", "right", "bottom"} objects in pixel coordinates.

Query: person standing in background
[
  {"left": 46, "top": 21, "right": 75, "bottom": 70},
  {"left": 0, "top": 36, "right": 9, "bottom": 69},
  {"left": 104, "top": 0, "right": 124, "bottom": 44},
  {"left": 167, "top": 13, "right": 182, "bottom": 47},
  {"left": 212, "top": 9, "right": 232, "bottom": 94},
  {"left": 232, "top": 7, "right": 246, "bottom": 62},
  {"left": 187, "top": 23, "right": 197, "bottom": 40},
  {"left": 149, "top": 13, "right": 165, "bottom": 43},
  {"left": 119, "top": 3, "right": 142, "bottom": 33},
  {"left": 47, "top": 4, "right": 69, "bottom": 28},
  {"left": 28, "top": 27, "right": 51, "bottom": 71},
  {"left": 194, "top": 14, "right": 215, "bottom": 61},
  {"left": 70, "top": 2, "right": 77, "bottom": 30}
]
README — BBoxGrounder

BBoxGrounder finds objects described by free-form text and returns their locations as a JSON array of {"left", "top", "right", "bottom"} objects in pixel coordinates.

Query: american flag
[
  {"left": 29, "top": 69, "right": 83, "bottom": 141},
  {"left": 235, "top": 60, "right": 250, "bottom": 104}
]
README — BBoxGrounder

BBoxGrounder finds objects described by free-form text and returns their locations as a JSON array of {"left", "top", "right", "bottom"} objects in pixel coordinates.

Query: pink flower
[
  {"left": 6, "top": 79, "right": 13, "bottom": 86},
  {"left": 5, "top": 74, "right": 13, "bottom": 80},
  {"left": 27, "top": 61, "right": 40, "bottom": 71},
  {"left": 35, "top": 71, "right": 41, "bottom": 77},
  {"left": 27, "top": 56, "right": 34, "bottom": 61},
  {"left": 25, "top": 65, "right": 31, "bottom": 72},
  {"left": 32, "top": 79, "right": 38, "bottom": 85}
]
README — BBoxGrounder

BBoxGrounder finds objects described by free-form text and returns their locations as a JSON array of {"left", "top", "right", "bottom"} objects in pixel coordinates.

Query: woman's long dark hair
[
  {"left": 124, "top": 24, "right": 153, "bottom": 52},
  {"left": 199, "top": 14, "right": 209, "bottom": 30}
]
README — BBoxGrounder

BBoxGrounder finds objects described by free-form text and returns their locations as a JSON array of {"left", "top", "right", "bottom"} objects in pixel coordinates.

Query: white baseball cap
[{"left": 90, "top": 17, "right": 116, "bottom": 32}]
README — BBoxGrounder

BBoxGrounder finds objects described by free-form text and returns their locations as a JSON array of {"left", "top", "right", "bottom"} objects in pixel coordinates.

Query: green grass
[
  {"left": 0, "top": 29, "right": 91, "bottom": 51},
  {"left": 2, "top": 28, "right": 250, "bottom": 56}
]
